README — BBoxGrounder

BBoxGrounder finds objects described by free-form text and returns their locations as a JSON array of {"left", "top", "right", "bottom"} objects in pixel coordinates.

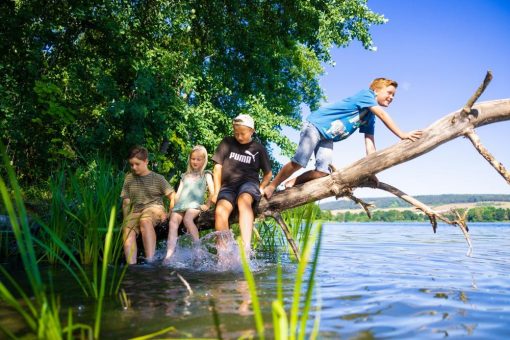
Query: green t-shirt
[{"left": 120, "top": 172, "right": 174, "bottom": 213}]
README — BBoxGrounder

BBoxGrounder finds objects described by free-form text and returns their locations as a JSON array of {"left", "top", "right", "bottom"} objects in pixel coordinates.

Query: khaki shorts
[{"left": 123, "top": 205, "right": 166, "bottom": 235}]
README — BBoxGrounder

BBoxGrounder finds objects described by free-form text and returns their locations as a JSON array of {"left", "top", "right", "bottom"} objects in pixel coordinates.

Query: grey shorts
[
  {"left": 291, "top": 121, "right": 333, "bottom": 174},
  {"left": 217, "top": 181, "right": 261, "bottom": 206}
]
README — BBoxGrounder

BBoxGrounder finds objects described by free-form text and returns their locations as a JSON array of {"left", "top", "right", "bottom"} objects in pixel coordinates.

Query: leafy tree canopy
[{"left": 0, "top": 0, "right": 385, "bottom": 184}]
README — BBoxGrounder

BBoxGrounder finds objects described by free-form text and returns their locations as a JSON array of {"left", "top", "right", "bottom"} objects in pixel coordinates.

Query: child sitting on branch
[
  {"left": 211, "top": 114, "right": 272, "bottom": 260},
  {"left": 164, "top": 145, "right": 214, "bottom": 261},
  {"left": 121, "top": 146, "right": 175, "bottom": 264}
]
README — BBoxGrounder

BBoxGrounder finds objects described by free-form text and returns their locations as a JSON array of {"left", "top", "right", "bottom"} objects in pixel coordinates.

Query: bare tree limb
[
  {"left": 272, "top": 212, "right": 301, "bottom": 261},
  {"left": 465, "top": 128, "right": 510, "bottom": 184},
  {"left": 346, "top": 191, "right": 374, "bottom": 219},
  {"left": 462, "top": 71, "right": 493, "bottom": 116},
  {"left": 358, "top": 180, "right": 473, "bottom": 251}
]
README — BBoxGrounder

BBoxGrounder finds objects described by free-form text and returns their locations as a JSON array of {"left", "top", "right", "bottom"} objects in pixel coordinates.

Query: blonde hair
[
  {"left": 369, "top": 78, "right": 398, "bottom": 91},
  {"left": 185, "top": 145, "right": 208, "bottom": 176}
]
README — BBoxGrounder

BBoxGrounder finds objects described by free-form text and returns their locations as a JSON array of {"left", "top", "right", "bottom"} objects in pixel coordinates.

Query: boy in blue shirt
[{"left": 264, "top": 78, "right": 423, "bottom": 198}]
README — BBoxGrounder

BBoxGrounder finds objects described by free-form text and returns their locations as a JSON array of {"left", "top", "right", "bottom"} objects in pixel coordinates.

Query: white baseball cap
[{"left": 233, "top": 114, "right": 255, "bottom": 129}]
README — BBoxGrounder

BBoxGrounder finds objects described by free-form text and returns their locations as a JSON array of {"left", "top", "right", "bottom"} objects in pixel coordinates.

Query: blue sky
[{"left": 278, "top": 0, "right": 510, "bottom": 198}]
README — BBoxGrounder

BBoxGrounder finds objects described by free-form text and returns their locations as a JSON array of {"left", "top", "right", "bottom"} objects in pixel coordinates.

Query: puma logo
[{"left": 245, "top": 150, "right": 259, "bottom": 162}]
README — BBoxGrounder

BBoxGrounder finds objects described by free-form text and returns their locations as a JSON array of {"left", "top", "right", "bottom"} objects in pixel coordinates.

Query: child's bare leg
[
  {"left": 139, "top": 218, "right": 156, "bottom": 262},
  {"left": 286, "top": 169, "right": 328, "bottom": 187},
  {"left": 183, "top": 209, "right": 201, "bottom": 242},
  {"left": 215, "top": 199, "right": 234, "bottom": 252},
  {"left": 264, "top": 161, "right": 303, "bottom": 198},
  {"left": 123, "top": 227, "right": 138, "bottom": 265},
  {"left": 164, "top": 212, "right": 183, "bottom": 260},
  {"left": 237, "top": 193, "right": 254, "bottom": 258}
]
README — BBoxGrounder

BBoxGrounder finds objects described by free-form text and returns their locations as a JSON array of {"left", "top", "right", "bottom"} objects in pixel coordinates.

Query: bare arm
[
  {"left": 201, "top": 172, "right": 215, "bottom": 210},
  {"left": 259, "top": 171, "right": 273, "bottom": 192},
  {"left": 211, "top": 163, "right": 222, "bottom": 204},
  {"left": 370, "top": 106, "right": 423, "bottom": 141},
  {"left": 122, "top": 198, "right": 131, "bottom": 219},
  {"left": 174, "top": 180, "right": 184, "bottom": 203},
  {"left": 166, "top": 191, "right": 176, "bottom": 212}
]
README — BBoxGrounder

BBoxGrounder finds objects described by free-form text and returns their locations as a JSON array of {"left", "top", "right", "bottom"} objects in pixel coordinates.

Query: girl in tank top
[{"left": 164, "top": 145, "right": 214, "bottom": 261}]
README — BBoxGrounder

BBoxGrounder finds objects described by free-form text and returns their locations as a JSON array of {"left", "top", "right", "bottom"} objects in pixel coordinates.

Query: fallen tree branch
[
  {"left": 358, "top": 180, "right": 473, "bottom": 251},
  {"left": 194, "top": 73, "right": 509, "bottom": 255},
  {"left": 462, "top": 71, "right": 493, "bottom": 116},
  {"left": 465, "top": 128, "right": 510, "bottom": 184},
  {"left": 346, "top": 191, "right": 374, "bottom": 219}
]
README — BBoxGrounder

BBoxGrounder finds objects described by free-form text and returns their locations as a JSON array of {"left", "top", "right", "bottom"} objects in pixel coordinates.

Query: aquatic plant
[
  {"left": 254, "top": 203, "right": 321, "bottom": 256},
  {"left": 0, "top": 144, "right": 90, "bottom": 338},
  {"left": 239, "top": 220, "right": 323, "bottom": 339},
  {"left": 0, "top": 144, "right": 126, "bottom": 338}
]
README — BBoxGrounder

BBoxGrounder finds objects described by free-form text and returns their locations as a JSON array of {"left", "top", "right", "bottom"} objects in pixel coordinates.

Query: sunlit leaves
[{"left": 0, "top": 0, "right": 385, "bottom": 183}]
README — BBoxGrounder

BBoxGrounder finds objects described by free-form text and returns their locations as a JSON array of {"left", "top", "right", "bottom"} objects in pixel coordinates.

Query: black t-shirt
[{"left": 212, "top": 136, "right": 271, "bottom": 186}]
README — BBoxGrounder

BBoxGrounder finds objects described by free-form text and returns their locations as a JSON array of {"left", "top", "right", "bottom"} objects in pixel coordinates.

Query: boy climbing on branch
[{"left": 264, "top": 78, "right": 423, "bottom": 198}]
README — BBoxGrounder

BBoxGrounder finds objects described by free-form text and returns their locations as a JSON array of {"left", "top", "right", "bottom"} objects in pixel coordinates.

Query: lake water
[{"left": 4, "top": 222, "right": 510, "bottom": 339}]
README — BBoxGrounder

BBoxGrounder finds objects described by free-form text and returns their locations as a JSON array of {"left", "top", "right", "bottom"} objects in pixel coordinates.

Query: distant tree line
[
  {"left": 318, "top": 206, "right": 510, "bottom": 223},
  {"left": 319, "top": 194, "right": 510, "bottom": 210}
]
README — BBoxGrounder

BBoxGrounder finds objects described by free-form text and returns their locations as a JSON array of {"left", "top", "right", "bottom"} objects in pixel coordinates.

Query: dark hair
[{"left": 128, "top": 146, "right": 148, "bottom": 161}]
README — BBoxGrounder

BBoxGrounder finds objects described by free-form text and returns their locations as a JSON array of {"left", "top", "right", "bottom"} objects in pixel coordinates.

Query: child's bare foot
[
  {"left": 163, "top": 251, "right": 174, "bottom": 264},
  {"left": 284, "top": 177, "right": 297, "bottom": 189},
  {"left": 263, "top": 185, "right": 276, "bottom": 199}
]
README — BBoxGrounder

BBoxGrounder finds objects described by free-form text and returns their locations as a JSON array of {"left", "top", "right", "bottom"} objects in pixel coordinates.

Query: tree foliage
[{"left": 0, "top": 0, "right": 386, "bottom": 184}]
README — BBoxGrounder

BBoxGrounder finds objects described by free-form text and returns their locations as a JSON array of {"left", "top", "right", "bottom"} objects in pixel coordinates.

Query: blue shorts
[
  {"left": 291, "top": 122, "right": 333, "bottom": 174},
  {"left": 217, "top": 181, "right": 261, "bottom": 206}
]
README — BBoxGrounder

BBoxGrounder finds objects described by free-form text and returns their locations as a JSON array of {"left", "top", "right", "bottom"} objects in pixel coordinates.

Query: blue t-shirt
[{"left": 307, "top": 88, "right": 377, "bottom": 141}]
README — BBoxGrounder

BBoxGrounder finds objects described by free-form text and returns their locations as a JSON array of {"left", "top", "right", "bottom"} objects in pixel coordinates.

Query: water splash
[{"left": 158, "top": 231, "right": 264, "bottom": 273}]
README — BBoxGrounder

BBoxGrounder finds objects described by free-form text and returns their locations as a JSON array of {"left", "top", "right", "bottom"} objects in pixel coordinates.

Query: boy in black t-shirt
[{"left": 211, "top": 114, "right": 272, "bottom": 259}]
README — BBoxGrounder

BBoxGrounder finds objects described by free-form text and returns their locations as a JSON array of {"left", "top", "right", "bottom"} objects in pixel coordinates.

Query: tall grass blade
[
  {"left": 276, "top": 258, "right": 283, "bottom": 305},
  {"left": 209, "top": 299, "right": 223, "bottom": 340},
  {"left": 0, "top": 176, "right": 42, "bottom": 301},
  {"left": 0, "top": 143, "right": 44, "bottom": 301},
  {"left": 289, "top": 222, "right": 320, "bottom": 340},
  {"left": 271, "top": 300, "right": 288, "bottom": 340},
  {"left": 94, "top": 206, "right": 116, "bottom": 339},
  {"left": 298, "top": 223, "right": 323, "bottom": 340},
  {"left": 127, "top": 326, "right": 177, "bottom": 340},
  {"left": 0, "top": 324, "right": 17, "bottom": 339},
  {"left": 0, "top": 266, "right": 38, "bottom": 327},
  {"left": 238, "top": 237, "right": 265, "bottom": 340},
  {"left": 0, "top": 279, "right": 37, "bottom": 331}
]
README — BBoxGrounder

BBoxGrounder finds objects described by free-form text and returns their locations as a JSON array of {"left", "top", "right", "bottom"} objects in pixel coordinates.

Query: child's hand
[
  {"left": 402, "top": 130, "right": 423, "bottom": 142},
  {"left": 200, "top": 204, "right": 210, "bottom": 211},
  {"left": 263, "top": 185, "right": 276, "bottom": 199}
]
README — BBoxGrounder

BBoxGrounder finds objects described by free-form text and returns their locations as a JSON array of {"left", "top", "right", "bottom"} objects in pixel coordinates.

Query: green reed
[
  {"left": 255, "top": 203, "right": 321, "bottom": 256},
  {"left": 0, "top": 144, "right": 83, "bottom": 338},
  {"left": 0, "top": 144, "right": 126, "bottom": 338},
  {"left": 45, "top": 170, "right": 69, "bottom": 264},
  {"left": 65, "top": 159, "right": 124, "bottom": 266},
  {"left": 36, "top": 160, "right": 127, "bottom": 299},
  {"left": 239, "top": 218, "right": 323, "bottom": 339}
]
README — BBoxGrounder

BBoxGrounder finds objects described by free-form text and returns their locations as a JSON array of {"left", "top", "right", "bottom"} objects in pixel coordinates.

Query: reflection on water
[{"left": 3, "top": 223, "right": 510, "bottom": 338}]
